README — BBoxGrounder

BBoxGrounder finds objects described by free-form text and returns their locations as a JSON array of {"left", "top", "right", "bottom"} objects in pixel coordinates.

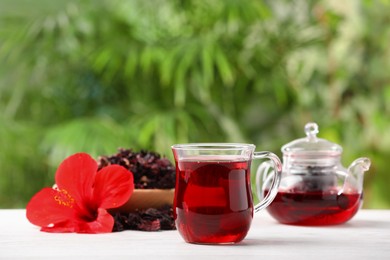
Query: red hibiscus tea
[
  {"left": 173, "top": 157, "right": 253, "bottom": 244},
  {"left": 172, "top": 143, "right": 283, "bottom": 244},
  {"left": 265, "top": 190, "right": 362, "bottom": 225}
]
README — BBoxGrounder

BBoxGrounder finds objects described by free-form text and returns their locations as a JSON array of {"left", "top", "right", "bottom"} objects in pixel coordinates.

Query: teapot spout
[
  {"left": 346, "top": 157, "right": 371, "bottom": 192},
  {"left": 348, "top": 157, "right": 371, "bottom": 173}
]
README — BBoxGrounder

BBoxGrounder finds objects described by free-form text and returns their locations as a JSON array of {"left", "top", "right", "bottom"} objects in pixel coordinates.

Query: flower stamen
[{"left": 54, "top": 189, "right": 75, "bottom": 208}]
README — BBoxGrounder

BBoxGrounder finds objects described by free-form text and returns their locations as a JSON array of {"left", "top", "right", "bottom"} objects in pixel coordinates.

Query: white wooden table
[{"left": 0, "top": 209, "right": 389, "bottom": 259}]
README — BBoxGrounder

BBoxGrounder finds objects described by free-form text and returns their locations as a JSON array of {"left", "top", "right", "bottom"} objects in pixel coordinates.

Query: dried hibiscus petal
[
  {"left": 112, "top": 205, "right": 175, "bottom": 232},
  {"left": 98, "top": 148, "right": 175, "bottom": 189}
]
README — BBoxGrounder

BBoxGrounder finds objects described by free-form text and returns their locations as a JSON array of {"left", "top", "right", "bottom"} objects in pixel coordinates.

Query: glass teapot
[{"left": 256, "top": 122, "right": 371, "bottom": 226}]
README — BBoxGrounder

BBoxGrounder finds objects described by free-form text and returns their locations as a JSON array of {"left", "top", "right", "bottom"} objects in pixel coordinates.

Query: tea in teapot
[{"left": 257, "top": 122, "right": 371, "bottom": 225}]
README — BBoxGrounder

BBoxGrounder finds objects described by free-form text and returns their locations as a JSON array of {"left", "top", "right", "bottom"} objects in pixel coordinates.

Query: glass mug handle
[
  {"left": 252, "top": 152, "right": 282, "bottom": 213},
  {"left": 255, "top": 160, "right": 273, "bottom": 201}
]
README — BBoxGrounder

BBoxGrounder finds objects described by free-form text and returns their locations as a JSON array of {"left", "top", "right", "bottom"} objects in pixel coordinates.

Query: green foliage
[
  {"left": 0, "top": 118, "right": 49, "bottom": 207},
  {"left": 1, "top": 0, "right": 389, "bottom": 208}
]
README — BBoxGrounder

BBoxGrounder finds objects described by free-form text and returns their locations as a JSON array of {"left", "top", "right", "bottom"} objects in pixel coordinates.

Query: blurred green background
[{"left": 1, "top": 0, "right": 389, "bottom": 209}]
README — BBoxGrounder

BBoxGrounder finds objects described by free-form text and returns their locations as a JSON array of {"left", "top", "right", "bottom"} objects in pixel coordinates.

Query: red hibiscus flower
[{"left": 26, "top": 153, "right": 134, "bottom": 233}]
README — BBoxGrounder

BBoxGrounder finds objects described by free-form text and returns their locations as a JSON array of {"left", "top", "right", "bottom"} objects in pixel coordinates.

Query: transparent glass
[
  {"left": 257, "top": 123, "right": 371, "bottom": 226},
  {"left": 172, "top": 143, "right": 282, "bottom": 244}
]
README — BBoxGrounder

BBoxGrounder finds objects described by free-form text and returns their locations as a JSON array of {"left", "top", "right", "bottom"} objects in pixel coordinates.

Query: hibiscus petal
[
  {"left": 93, "top": 165, "right": 134, "bottom": 209},
  {"left": 26, "top": 188, "right": 74, "bottom": 228},
  {"left": 55, "top": 153, "right": 98, "bottom": 204},
  {"left": 41, "top": 220, "right": 76, "bottom": 233},
  {"left": 75, "top": 208, "right": 114, "bottom": 233}
]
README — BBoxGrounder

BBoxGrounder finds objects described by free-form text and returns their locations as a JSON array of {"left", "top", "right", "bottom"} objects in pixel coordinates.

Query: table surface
[{"left": 0, "top": 209, "right": 389, "bottom": 259}]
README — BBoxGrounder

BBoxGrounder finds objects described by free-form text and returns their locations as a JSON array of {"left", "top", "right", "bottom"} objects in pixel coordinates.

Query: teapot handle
[{"left": 253, "top": 152, "right": 282, "bottom": 213}]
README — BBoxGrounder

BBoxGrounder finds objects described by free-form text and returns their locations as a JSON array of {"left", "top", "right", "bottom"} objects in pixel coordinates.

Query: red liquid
[
  {"left": 265, "top": 190, "right": 362, "bottom": 225},
  {"left": 174, "top": 158, "right": 253, "bottom": 244}
]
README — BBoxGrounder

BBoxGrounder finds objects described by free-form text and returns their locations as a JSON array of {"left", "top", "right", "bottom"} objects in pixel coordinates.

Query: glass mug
[{"left": 171, "top": 143, "right": 282, "bottom": 244}]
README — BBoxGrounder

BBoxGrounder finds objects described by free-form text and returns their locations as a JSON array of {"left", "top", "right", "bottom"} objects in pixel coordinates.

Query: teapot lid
[{"left": 282, "top": 122, "right": 342, "bottom": 158}]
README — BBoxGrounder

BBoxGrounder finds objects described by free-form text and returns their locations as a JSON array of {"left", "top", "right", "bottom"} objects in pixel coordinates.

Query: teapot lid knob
[{"left": 305, "top": 122, "right": 319, "bottom": 141}]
